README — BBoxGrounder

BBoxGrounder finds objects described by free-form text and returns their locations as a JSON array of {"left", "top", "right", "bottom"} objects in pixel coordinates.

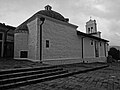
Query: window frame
[
  {"left": 91, "top": 40, "right": 94, "bottom": 45},
  {"left": 88, "top": 28, "right": 90, "bottom": 33},
  {"left": 46, "top": 40, "right": 49, "bottom": 48},
  {"left": 100, "top": 42, "right": 102, "bottom": 46},
  {"left": 20, "top": 50, "right": 28, "bottom": 58}
]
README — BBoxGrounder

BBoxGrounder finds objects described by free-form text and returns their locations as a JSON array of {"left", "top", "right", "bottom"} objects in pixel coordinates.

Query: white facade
[{"left": 14, "top": 5, "right": 109, "bottom": 65}]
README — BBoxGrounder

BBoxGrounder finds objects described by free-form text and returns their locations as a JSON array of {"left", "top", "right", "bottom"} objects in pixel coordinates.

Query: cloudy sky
[{"left": 0, "top": 0, "right": 120, "bottom": 46}]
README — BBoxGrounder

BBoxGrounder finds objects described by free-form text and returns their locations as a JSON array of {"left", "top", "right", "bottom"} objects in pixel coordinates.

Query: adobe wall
[
  {"left": 83, "top": 37, "right": 108, "bottom": 58},
  {"left": 42, "top": 57, "right": 107, "bottom": 65},
  {"left": 14, "top": 18, "right": 38, "bottom": 60},
  {"left": 27, "top": 18, "right": 38, "bottom": 60},
  {"left": 14, "top": 32, "right": 28, "bottom": 58},
  {"left": 83, "top": 37, "right": 95, "bottom": 58},
  {"left": 42, "top": 18, "right": 82, "bottom": 61},
  {"left": 99, "top": 42, "right": 106, "bottom": 57}
]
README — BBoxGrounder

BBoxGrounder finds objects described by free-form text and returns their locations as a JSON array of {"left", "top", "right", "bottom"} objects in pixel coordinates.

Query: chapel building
[{"left": 14, "top": 5, "right": 109, "bottom": 65}]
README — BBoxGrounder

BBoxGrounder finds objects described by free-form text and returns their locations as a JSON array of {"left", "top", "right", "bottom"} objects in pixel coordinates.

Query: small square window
[
  {"left": 20, "top": 51, "right": 28, "bottom": 58},
  {"left": 91, "top": 27, "right": 93, "bottom": 29},
  {"left": 46, "top": 40, "right": 49, "bottom": 48}
]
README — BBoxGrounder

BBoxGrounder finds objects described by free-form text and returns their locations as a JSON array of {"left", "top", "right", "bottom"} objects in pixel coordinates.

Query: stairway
[{"left": 0, "top": 65, "right": 68, "bottom": 90}]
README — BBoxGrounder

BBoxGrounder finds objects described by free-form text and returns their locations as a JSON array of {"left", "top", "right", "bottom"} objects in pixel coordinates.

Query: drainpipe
[
  {"left": 81, "top": 37, "right": 84, "bottom": 59},
  {"left": 104, "top": 43, "right": 106, "bottom": 57},
  {"left": 81, "top": 37, "right": 85, "bottom": 63},
  {"left": 40, "top": 17, "right": 45, "bottom": 63}
]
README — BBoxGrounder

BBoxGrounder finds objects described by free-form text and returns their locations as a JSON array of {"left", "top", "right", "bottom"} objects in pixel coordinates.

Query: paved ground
[
  {"left": 6, "top": 63, "right": 120, "bottom": 90},
  {"left": 1, "top": 58, "right": 120, "bottom": 90},
  {"left": 0, "top": 58, "right": 104, "bottom": 71},
  {"left": 0, "top": 58, "right": 47, "bottom": 70}
]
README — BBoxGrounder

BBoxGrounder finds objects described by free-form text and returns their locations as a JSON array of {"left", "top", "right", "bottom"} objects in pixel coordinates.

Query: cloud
[
  {"left": 93, "top": 5, "right": 109, "bottom": 13},
  {"left": 91, "top": 0, "right": 120, "bottom": 20},
  {"left": 0, "top": 0, "right": 120, "bottom": 46}
]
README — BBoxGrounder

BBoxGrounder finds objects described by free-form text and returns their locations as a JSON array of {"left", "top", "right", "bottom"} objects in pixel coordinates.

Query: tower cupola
[
  {"left": 45, "top": 5, "right": 52, "bottom": 10},
  {"left": 86, "top": 18, "right": 97, "bottom": 34},
  {"left": 86, "top": 18, "right": 101, "bottom": 38}
]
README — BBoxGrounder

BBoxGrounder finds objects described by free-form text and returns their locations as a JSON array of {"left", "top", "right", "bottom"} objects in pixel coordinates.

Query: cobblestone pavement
[
  {"left": 0, "top": 58, "right": 48, "bottom": 70},
  {"left": 8, "top": 63, "right": 120, "bottom": 90}
]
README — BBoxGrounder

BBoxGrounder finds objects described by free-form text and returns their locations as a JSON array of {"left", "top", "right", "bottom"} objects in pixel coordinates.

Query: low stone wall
[
  {"left": 42, "top": 57, "right": 107, "bottom": 65},
  {"left": 83, "top": 57, "right": 107, "bottom": 63},
  {"left": 42, "top": 58, "right": 83, "bottom": 65}
]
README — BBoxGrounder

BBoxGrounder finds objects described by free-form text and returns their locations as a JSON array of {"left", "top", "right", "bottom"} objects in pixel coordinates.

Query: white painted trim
[
  {"left": 14, "top": 57, "right": 106, "bottom": 65},
  {"left": 14, "top": 58, "right": 40, "bottom": 62},
  {"left": 14, "top": 56, "right": 106, "bottom": 61},
  {"left": 14, "top": 56, "right": 106, "bottom": 62},
  {"left": 14, "top": 58, "right": 28, "bottom": 60},
  {"left": 27, "top": 58, "right": 40, "bottom": 62},
  {"left": 14, "top": 58, "right": 39, "bottom": 62},
  {"left": 43, "top": 57, "right": 82, "bottom": 61},
  {"left": 14, "top": 57, "right": 82, "bottom": 62},
  {"left": 27, "top": 57, "right": 82, "bottom": 62}
]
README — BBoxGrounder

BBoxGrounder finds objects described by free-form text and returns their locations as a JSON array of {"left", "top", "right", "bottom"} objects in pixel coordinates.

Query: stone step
[
  {"left": 0, "top": 65, "right": 59, "bottom": 75},
  {"left": 0, "top": 72, "right": 69, "bottom": 90},
  {"left": 0, "top": 64, "right": 109, "bottom": 90},
  {"left": 0, "top": 70, "right": 68, "bottom": 85},
  {"left": 0, "top": 68, "right": 63, "bottom": 80}
]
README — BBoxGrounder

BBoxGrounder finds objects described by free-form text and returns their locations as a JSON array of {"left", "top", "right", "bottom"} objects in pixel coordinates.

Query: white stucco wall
[
  {"left": 83, "top": 37, "right": 95, "bottom": 58},
  {"left": 14, "top": 15, "right": 108, "bottom": 64},
  {"left": 27, "top": 18, "right": 38, "bottom": 60},
  {"left": 105, "top": 43, "right": 109, "bottom": 57},
  {"left": 99, "top": 42, "right": 105, "bottom": 57},
  {"left": 41, "top": 18, "right": 82, "bottom": 61},
  {"left": 83, "top": 38, "right": 107, "bottom": 58},
  {"left": 14, "top": 32, "right": 28, "bottom": 58}
]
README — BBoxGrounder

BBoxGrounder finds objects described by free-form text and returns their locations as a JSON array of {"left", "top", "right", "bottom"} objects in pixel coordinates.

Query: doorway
[{"left": 95, "top": 41, "right": 99, "bottom": 57}]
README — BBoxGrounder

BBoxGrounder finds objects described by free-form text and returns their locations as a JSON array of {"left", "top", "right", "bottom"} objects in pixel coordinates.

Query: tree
[{"left": 108, "top": 47, "right": 119, "bottom": 60}]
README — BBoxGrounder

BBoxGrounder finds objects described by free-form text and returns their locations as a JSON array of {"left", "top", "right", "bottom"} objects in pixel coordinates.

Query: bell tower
[
  {"left": 86, "top": 18, "right": 101, "bottom": 38},
  {"left": 86, "top": 18, "right": 97, "bottom": 34}
]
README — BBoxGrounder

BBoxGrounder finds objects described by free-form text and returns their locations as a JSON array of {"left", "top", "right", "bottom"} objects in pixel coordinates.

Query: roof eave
[{"left": 77, "top": 31, "right": 109, "bottom": 42}]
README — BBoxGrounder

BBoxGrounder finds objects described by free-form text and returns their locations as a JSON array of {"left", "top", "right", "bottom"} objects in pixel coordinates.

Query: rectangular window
[
  {"left": 95, "top": 41, "right": 99, "bottom": 57},
  {"left": 104, "top": 43, "right": 106, "bottom": 57},
  {"left": 91, "top": 27, "right": 93, "bottom": 33},
  {"left": 20, "top": 51, "right": 28, "bottom": 58},
  {"left": 88, "top": 28, "right": 90, "bottom": 33},
  {"left": 100, "top": 42, "right": 102, "bottom": 46},
  {"left": 0, "top": 33, "right": 3, "bottom": 40},
  {"left": 91, "top": 40, "right": 93, "bottom": 45},
  {"left": 46, "top": 40, "right": 49, "bottom": 48}
]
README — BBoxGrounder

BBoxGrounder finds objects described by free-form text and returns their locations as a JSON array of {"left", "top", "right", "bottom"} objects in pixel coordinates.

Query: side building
[
  {"left": 0, "top": 23, "right": 16, "bottom": 58},
  {"left": 14, "top": 5, "right": 109, "bottom": 65}
]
